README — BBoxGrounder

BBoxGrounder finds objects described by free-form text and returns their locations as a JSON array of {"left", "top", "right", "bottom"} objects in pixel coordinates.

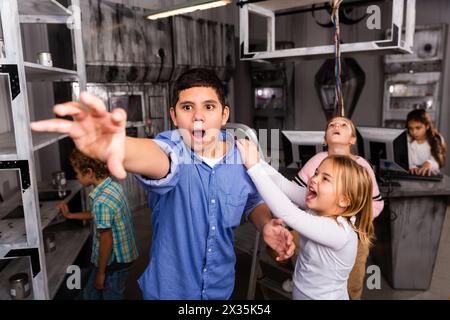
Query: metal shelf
[
  {"left": 24, "top": 62, "right": 78, "bottom": 82},
  {"left": 45, "top": 222, "right": 91, "bottom": 299},
  {"left": 0, "top": 222, "right": 90, "bottom": 300},
  {"left": 0, "top": 0, "right": 86, "bottom": 299},
  {"left": 0, "top": 257, "right": 34, "bottom": 300},
  {"left": 0, "top": 131, "right": 69, "bottom": 159},
  {"left": 18, "top": 0, "right": 71, "bottom": 16},
  {"left": 0, "top": 180, "right": 84, "bottom": 249},
  {"left": 249, "top": 0, "right": 325, "bottom": 11},
  {"left": 18, "top": 0, "right": 72, "bottom": 24},
  {"left": 0, "top": 132, "right": 18, "bottom": 160},
  {"left": 32, "top": 132, "right": 69, "bottom": 151},
  {"left": 239, "top": 0, "right": 416, "bottom": 60}
]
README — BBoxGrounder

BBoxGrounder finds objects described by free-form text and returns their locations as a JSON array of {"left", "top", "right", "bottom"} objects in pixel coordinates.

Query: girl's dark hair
[
  {"left": 171, "top": 68, "right": 226, "bottom": 107},
  {"left": 406, "top": 109, "right": 447, "bottom": 168}
]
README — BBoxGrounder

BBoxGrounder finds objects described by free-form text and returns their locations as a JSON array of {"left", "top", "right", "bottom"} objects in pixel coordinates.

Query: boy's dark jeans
[{"left": 81, "top": 266, "right": 131, "bottom": 300}]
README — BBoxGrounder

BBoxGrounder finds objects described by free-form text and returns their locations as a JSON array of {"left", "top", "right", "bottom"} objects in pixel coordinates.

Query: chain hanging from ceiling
[{"left": 330, "top": 0, "right": 345, "bottom": 117}]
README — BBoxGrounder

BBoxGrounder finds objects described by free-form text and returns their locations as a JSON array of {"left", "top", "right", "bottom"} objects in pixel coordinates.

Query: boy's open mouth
[{"left": 192, "top": 129, "right": 206, "bottom": 141}]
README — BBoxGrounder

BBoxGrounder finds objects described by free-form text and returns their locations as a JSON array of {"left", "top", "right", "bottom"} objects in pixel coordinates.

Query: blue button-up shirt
[{"left": 135, "top": 130, "right": 263, "bottom": 300}]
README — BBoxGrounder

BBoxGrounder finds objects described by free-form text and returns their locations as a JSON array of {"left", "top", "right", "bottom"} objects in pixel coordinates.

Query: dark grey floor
[{"left": 124, "top": 205, "right": 450, "bottom": 300}]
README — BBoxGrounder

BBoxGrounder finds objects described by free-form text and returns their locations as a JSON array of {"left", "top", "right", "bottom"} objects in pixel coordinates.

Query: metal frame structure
[
  {"left": 224, "top": 123, "right": 263, "bottom": 300},
  {"left": 0, "top": 0, "right": 86, "bottom": 300},
  {"left": 239, "top": 0, "right": 416, "bottom": 61}
]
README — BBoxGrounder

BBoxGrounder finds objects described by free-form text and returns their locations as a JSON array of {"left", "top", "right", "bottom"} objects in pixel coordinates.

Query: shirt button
[
  {"left": 211, "top": 199, "right": 216, "bottom": 204},
  {"left": 211, "top": 226, "right": 216, "bottom": 230},
  {"left": 208, "top": 248, "right": 212, "bottom": 253},
  {"left": 202, "top": 289, "right": 205, "bottom": 293},
  {"left": 212, "top": 171, "right": 215, "bottom": 174},
  {"left": 203, "top": 268, "right": 207, "bottom": 272}
]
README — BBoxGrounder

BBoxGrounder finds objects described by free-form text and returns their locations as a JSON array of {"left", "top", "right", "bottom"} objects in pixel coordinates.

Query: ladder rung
[{"left": 258, "top": 277, "right": 292, "bottom": 299}]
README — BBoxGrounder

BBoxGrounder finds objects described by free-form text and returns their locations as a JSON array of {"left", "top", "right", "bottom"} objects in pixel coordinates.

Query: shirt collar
[{"left": 89, "top": 176, "right": 112, "bottom": 200}]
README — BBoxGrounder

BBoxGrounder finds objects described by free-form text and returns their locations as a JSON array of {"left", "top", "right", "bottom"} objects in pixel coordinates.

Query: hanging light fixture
[
  {"left": 314, "top": 57, "right": 365, "bottom": 120},
  {"left": 145, "top": 0, "right": 232, "bottom": 20}
]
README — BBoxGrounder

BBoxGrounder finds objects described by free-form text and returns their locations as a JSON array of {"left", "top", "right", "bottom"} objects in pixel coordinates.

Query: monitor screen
[
  {"left": 282, "top": 131, "right": 325, "bottom": 168},
  {"left": 110, "top": 93, "right": 144, "bottom": 123},
  {"left": 356, "top": 127, "right": 409, "bottom": 174},
  {"left": 254, "top": 87, "right": 283, "bottom": 110}
]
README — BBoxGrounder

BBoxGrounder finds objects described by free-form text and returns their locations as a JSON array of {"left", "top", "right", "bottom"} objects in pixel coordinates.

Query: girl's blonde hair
[{"left": 322, "top": 155, "right": 374, "bottom": 247}]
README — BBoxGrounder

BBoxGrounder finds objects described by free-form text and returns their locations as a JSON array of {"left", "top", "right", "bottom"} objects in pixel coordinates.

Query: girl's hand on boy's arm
[
  {"left": 31, "top": 91, "right": 127, "bottom": 179},
  {"left": 263, "top": 218, "right": 295, "bottom": 261},
  {"left": 236, "top": 139, "right": 260, "bottom": 169}
]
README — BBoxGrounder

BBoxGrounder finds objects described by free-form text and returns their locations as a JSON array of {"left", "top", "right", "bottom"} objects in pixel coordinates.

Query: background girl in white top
[
  {"left": 237, "top": 141, "right": 374, "bottom": 300},
  {"left": 406, "top": 109, "right": 447, "bottom": 176}
]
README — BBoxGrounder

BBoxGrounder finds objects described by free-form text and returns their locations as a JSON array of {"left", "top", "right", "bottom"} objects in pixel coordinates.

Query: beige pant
[{"left": 290, "top": 231, "right": 369, "bottom": 300}]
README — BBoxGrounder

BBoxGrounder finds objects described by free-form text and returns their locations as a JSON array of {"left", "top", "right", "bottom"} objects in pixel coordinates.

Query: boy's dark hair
[
  {"left": 171, "top": 68, "right": 226, "bottom": 107},
  {"left": 69, "top": 148, "right": 110, "bottom": 180}
]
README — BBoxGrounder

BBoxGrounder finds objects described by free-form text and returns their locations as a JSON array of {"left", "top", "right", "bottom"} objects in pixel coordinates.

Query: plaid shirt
[{"left": 89, "top": 177, "right": 138, "bottom": 266}]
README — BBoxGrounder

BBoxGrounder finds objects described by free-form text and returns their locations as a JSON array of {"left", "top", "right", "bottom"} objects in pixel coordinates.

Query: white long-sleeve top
[
  {"left": 408, "top": 139, "right": 440, "bottom": 172},
  {"left": 248, "top": 161, "right": 357, "bottom": 300}
]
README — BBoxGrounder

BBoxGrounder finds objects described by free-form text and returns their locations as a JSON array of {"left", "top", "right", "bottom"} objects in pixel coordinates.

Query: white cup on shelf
[{"left": 37, "top": 52, "right": 53, "bottom": 67}]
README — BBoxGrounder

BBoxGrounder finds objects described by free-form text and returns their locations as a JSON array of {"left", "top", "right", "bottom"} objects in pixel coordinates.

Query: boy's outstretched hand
[
  {"left": 263, "top": 218, "right": 295, "bottom": 261},
  {"left": 30, "top": 91, "right": 127, "bottom": 179}
]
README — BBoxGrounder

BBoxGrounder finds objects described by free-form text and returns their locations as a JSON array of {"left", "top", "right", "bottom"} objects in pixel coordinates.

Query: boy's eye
[
  {"left": 182, "top": 105, "right": 193, "bottom": 111},
  {"left": 206, "top": 104, "right": 215, "bottom": 110}
]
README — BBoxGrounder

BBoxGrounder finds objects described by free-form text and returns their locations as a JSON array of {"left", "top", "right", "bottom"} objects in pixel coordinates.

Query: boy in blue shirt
[{"left": 32, "top": 68, "right": 294, "bottom": 300}]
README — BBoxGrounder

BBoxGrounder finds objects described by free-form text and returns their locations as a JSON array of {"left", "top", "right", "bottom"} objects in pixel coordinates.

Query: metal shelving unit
[
  {"left": 239, "top": 0, "right": 416, "bottom": 61},
  {"left": 0, "top": 0, "right": 86, "bottom": 300}
]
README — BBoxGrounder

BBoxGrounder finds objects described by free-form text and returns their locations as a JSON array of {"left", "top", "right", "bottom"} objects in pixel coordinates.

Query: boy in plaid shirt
[{"left": 57, "top": 149, "right": 138, "bottom": 300}]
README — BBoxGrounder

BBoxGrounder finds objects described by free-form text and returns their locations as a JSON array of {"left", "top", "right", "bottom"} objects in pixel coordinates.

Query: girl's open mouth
[{"left": 306, "top": 187, "right": 317, "bottom": 201}]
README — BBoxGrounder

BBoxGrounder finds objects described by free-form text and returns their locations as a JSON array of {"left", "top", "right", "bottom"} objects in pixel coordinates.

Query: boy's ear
[
  {"left": 221, "top": 105, "right": 230, "bottom": 126},
  {"left": 169, "top": 107, "right": 178, "bottom": 127},
  {"left": 86, "top": 168, "right": 94, "bottom": 178}
]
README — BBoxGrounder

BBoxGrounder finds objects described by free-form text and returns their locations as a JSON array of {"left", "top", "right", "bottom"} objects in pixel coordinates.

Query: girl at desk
[{"left": 406, "top": 109, "right": 447, "bottom": 176}]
